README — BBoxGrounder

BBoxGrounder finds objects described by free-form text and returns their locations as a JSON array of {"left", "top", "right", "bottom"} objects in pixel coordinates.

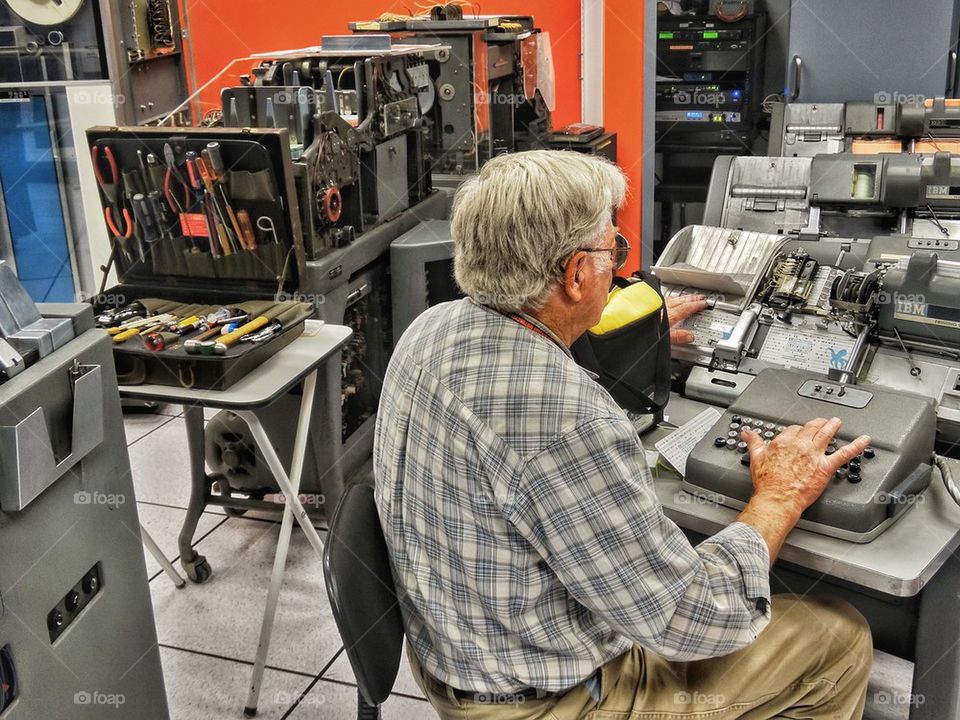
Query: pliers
[{"left": 92, "top": 144, "right": 134, "bottom": 259}]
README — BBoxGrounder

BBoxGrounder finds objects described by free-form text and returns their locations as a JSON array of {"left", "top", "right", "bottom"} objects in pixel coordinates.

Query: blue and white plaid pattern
[{"left": 374, "top": 298, "right": 771, "bottom": 694}]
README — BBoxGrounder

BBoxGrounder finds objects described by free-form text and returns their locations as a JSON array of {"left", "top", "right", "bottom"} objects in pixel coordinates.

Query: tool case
[{"left": 85, "top": 126, "right": 314, "bottom": 390}]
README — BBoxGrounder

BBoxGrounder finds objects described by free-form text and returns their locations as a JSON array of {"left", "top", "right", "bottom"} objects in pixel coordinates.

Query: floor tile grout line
[
  {"left": 124, "top": 413, "right": 178, "bottom": 448},
  {"left": 280, "top": 647, "right": 346, "bottom": 719},
  {"left": 158, "top": 642, "right": 321, "bottom": 679}
]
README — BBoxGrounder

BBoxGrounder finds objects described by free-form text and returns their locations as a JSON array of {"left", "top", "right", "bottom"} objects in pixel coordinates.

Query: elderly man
[{"left": 374, "top": 150, "right": 873, "bottom": 719}]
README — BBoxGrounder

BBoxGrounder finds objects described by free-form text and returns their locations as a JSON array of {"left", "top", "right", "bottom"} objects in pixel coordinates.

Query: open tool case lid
[{"left": 85, "top": 126, "right": 306, "bottom": 297}]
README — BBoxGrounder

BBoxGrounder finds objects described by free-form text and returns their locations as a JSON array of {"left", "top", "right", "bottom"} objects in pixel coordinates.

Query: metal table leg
[
  {"left": 910, "top": 551, "right": 960, "bottom": 719},
  {"left": 140, "top": 523, "right": 186, "bottom": 588},
  {"left": 179, "top": 404, "right": 212, "bottom": 583},
  {"left": 240, "top": 370, "right": 324, "bottom": 716}
]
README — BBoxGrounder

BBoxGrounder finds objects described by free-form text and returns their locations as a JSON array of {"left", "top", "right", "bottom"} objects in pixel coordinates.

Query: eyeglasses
[{"left": 577, "top": 233, "right": 631, "bottom": 271}]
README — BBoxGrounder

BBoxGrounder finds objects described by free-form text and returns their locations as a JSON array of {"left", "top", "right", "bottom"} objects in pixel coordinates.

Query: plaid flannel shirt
[{"left": 374, "top": 298, "right": 771, "bottom": 694}]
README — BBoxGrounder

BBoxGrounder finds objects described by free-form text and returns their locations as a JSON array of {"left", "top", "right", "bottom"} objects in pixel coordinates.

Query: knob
[
  {"left": 863, "top": 447, "right": 875, "bottom": 459},
  {"left": 725, "top": 439, "right": 738, "bottom": 450},
  {"left": 848, "top": 473, "right": 862, "bottom": 484},
  {"left": 47, "top": 609, "right": 64, "bottom": 632},
  {"left": 763, "top": 431, "right": 775, "bottom": 440},
  {"left": 826, "top": 444, "right": 837, "bottom": 455},
  {"left": 737, "top": 441, "right": 748, "bottom": 453},
  {"left": 714, "top": 437, "right": 726, "bottom": 448},
  {"left": 731, "top": 415, "right": 742, "bottom": 424},
  {"left": 740, "top": 454, "right": 751, "bottom": 466},
  {"left": 849, "top": 459, "right": 862, "bottom": 472},
  {"left": 65, "top": 591, "right": 80, "bottom": 612},
  {"left": 728, "top": 422, "right": 741, "bottom": 431},
  {"left": 82, "top": 573, "right": 99, "bottom": 595}
]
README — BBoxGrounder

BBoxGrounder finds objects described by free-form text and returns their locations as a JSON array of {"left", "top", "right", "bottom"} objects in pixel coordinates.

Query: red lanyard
[{"left": 503, "top": 312, "right": 565, "bottom": 351}]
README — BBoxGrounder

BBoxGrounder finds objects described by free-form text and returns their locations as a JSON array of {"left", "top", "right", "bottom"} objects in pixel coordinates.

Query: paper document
[{"left": 654, "top": 407, "right": 722, "bottom": 476}]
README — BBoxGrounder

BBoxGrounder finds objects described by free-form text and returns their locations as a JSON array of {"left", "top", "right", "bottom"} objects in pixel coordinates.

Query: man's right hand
[{"left": 736, "top": 418, "right": 871, "bottom": 562}]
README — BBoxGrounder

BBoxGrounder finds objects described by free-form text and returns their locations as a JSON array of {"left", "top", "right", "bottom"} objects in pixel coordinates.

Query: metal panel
[{"left": 787, "top": 0, "right": 960, "bottom": 103}]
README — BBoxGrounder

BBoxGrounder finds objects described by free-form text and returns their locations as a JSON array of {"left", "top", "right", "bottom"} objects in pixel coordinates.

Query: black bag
[{"left": 571, "top": 273, "right": 671, "bottom": 416}]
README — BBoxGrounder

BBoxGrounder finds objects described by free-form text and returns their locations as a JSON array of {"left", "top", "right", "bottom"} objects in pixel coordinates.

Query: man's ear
[{"left": 561, "top": 252, "right": 587, "bottom": 303}]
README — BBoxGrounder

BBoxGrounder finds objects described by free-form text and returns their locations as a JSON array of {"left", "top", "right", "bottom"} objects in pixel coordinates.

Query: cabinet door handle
[
  {"left": 948, "top": 50, "right": 959, "bottom": 98},
  {"left": 788, "top": 55, "right": 803, "bottom": 102}
]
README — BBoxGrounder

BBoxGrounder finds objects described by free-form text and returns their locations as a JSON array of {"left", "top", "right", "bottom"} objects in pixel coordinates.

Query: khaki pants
[{"left": 411, "top": 595, "right": 872, "bottom": 720}]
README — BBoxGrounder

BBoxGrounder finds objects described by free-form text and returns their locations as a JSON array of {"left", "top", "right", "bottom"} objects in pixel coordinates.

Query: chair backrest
[{"left": 323, "top": 483, "right": 405, "bottom": 707}]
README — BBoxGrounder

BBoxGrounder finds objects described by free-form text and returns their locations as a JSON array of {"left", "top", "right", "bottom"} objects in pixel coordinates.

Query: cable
[{"left": 934, "top": 454, "right": 960, "bottom": 507}]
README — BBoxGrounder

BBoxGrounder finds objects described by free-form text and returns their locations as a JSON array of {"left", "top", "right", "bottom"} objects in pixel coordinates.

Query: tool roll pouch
[
  {"left": 110, "top": 299, "right": 314, "bottom": 390},
  {"left": 571, "top": 274, "right": 672, "bottom": 417}
]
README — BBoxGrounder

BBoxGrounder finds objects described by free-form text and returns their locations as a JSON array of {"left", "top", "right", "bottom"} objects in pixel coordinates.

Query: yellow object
[
  {"left": 589, "top": 281, "right": 663, "bottom": 335},
  {"left": 217, "top": 316, "right": 270, "bottom": 349}
]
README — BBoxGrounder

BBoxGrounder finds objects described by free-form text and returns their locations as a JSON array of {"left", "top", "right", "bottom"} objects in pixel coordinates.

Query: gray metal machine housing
[{"left": 0, "top": 301, "right": 167, "bottom": 717}]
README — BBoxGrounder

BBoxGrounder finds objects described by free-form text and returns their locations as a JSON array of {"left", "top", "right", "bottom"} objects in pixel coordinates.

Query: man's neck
[{"left": 524, "top": 305, "right": 581, "bottom": 348}]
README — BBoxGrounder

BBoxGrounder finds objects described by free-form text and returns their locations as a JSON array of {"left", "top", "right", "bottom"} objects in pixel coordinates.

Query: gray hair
[{"left": 451, "top": 150, "right": 627, "bottom": 312}]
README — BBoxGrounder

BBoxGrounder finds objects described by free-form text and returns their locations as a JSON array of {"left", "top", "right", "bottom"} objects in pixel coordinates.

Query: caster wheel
[
  {"left": 182, "top": 555, "right": 212, "bottom": 584},
  {"left": 224, "top": 489, "right": 266, "bottom": 518}
]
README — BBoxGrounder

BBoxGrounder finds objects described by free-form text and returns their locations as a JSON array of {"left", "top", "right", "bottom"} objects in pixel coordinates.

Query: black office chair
[{"left": 324, "top": 483, "right": 406, "bottom": 720}]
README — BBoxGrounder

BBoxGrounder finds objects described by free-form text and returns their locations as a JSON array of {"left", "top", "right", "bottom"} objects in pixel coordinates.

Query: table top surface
[
  {"left": 117, "top": 320, "right": 351, "bottom": 410},
  {"left": 652, "top": 393, "right": 960, "bottom": 598}
]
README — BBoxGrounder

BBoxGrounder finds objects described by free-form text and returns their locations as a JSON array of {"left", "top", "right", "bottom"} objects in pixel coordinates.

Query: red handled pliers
[{"left": 92, "top": 144, "right": 133, "bottom": 241}]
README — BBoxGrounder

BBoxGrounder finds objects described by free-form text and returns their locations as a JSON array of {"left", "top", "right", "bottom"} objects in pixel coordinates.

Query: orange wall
[
  {"left": 603, "top": 0, "right": 644, "bottom": 273},
  {"left": 184, "top": 1, "right": 583, "bottom": 127}
]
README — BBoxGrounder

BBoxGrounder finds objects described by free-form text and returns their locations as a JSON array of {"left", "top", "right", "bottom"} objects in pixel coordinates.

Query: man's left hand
[{"left": 666, "top": 294, "right": 708, "bottom": 344}]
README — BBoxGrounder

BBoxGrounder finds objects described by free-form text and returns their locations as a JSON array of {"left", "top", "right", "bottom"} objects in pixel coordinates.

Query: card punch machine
[
  {"left": 0, "top": 262, "right": 168, "bottom": 717},
  {"left": 650, "top": 224, "right": 960, "bottom": 542}
]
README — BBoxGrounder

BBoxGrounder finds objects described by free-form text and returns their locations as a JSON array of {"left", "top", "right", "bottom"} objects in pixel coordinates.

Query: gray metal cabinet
[{"left": 786, "top": 0, "right": 960, "bottom": 103}]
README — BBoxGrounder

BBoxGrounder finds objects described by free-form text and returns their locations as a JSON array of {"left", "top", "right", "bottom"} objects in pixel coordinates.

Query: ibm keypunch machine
[{"left": 655, "top": 97, "right": 960, "bottom": 543}]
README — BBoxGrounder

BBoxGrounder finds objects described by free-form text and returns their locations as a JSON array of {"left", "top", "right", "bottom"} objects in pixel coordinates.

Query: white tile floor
[
  {"left": 124, "top": 407, "right": 912, "bottom": 720},
  {"left": 124, "top": 407, "right": 437, "bottom": 720}
]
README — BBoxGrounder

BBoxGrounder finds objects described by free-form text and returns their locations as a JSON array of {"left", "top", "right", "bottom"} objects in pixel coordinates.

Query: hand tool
[
  {"left": 107, "top": 313, "right": 178, "bottom": 335},
  {"left": 204, "top": 142, "right": 226, "bottom": 177},
  {"left": 200, "top": 315, "right": 271, "bottom": 355},
  {"left": 184, "top": 326, "right": 227, "bottom": 353},
  {"left": 197, "top": 155, "right": 242, "bottom": 252},
  {"left": 256, "top": 215, "right": 278, "bottom": 244},
  {"left": 131, "top": 193, "right": 159, "bottom": 257},
  {"left": 111, "top": 314, "right": 178, "bottom": 342},
  {"left": 92, "top": 144, "right": 135, "bottom": 262},
  {"left": 144, "top": 331, "right": 179, "bottom": 351},
  {"left": 239, "top": 320, "right": 282, "bottom": 343},
  {"left": 236, "top": 210, "right": 257, "bottom": 250},
  {"left": 137, "top": 149, "right": 151, "bottom": 192}
]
